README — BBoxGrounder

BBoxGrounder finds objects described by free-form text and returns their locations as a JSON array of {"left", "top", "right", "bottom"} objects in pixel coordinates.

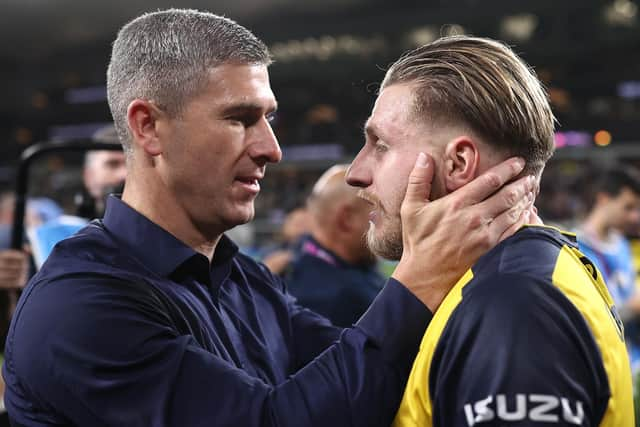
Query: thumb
[{"left": 404, "top": 152, "right": 434, "bottom": 205}]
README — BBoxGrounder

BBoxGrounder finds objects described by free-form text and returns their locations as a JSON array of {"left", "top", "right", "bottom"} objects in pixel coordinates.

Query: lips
[
  {"left": 357, "top": 190, "right": 384, "bottom": 223},
  {"left": 235, "top": 174, "right": 263, "bottom": 194},
  {"left": 236, "top": 177, "right": 259, "bottom": 185}
]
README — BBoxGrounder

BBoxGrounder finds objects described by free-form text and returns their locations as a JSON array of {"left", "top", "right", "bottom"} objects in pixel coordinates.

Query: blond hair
[{"left": 382, "top": 35, "right": 555, "bottom": 175}]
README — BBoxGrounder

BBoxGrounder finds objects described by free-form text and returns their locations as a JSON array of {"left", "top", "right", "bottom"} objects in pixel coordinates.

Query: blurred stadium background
[{"left": 1, "top": 0, "right": 640, "bottom": 245}]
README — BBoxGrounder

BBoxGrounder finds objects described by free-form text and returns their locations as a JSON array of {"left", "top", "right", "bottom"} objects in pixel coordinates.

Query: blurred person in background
[
  {"left": 260, "top": 205, "right": 310, "bottom": 275},
  {"left": 286, "top": 164, "right": 384, "bottom": 327},
  {"left": 76, "top": 124, "right": 127, "bottom": 219},
  {"left": 0, "top": 193, "right": 30, "bottom": 291},
  {"left": 346, "top": 36, "right": 633, "bottom": 426},
  {"left": 26, "top": 125, "right": 127, "bottom": 268},
  {"left": 0, "top": 130, "right": 122, "bottom": 414},
  {"left": 0, "top": 192, "right": 62, "bottom": 304},
  {"left": 578, "top": 167, "right": 640, "bottom": 373},
  {"left": 0, "top": 193, "right": 62, "bottom": 413},
  {"left": 2, "top": 10, "right": 535, "bottom": 426},
  {"left": 0, "top": 251, "right": 27, "bottom": 294}
]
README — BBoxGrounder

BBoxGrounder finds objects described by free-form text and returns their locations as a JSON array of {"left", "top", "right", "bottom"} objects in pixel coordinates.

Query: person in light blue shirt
[{"left": 578, "top": 166, "right": 640, "bottom": 371}]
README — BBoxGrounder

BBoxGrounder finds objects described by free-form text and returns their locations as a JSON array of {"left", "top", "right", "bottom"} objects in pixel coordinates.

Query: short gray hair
[{"left": 107, "top": 9, "right": 271, "bottom": 153}]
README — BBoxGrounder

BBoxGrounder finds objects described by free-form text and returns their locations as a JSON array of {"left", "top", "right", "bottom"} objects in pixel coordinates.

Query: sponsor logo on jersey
[{"left": 463, "top": 394, "right": 584, "bottom": 426}]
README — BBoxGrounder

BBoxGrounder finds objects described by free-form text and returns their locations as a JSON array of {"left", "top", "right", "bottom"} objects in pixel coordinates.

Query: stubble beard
[{"left": 366, "top": 217, "right": 403, "bottom": 261}]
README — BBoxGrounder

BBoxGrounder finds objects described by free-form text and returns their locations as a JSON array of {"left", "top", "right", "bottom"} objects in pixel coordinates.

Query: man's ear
[
  {"left": 126, "top": 99, "right": 164, "bottom": 156},
  {"left": 442, "top": 136, "right": 481, "bottom": 192}
]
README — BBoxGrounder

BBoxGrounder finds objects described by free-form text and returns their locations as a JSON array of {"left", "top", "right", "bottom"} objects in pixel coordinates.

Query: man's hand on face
[{"left": 392, "top": 153, "right": 537, "bottom": 312}]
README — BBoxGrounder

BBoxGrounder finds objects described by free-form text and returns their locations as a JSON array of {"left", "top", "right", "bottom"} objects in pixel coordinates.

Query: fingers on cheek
[
  {"left": 485, "top": 172, "right": 503, "bottom": 190},
  {"left": 503, "top": 188, "right": 519, "bottom": 207},
  {"left": 508, "top": 205, "right": 523, "bottom": 223}
]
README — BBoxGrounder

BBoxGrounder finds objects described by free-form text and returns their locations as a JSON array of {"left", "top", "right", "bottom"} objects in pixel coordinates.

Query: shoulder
[
  {"left": 287, "top": 253, "right": 374, "bottom": 293},
  {"left": 8, "top": 221, "right": 176, "bottom": 372},
  {"left": 289, "top": 252, "right": 335, "bottom": 279},
  {"left": 436, "top": 226, "right": 607, "bottom": 381},
  {"left": 429, "top": 254, "right": 611, "bottom": 426},
  {"left": 233, "top": 250, "right": 287, "bottom": 293},
  {"left": 470, "top": 226, "right": 567, "bottom": 282},
  {"left": 456, "top": 227, "right": 591, "bottom": 333},
  {"left": 4, "top": 271, "right": 171, "bottom": 413},
  {"left": 433, "top": 226, "right": 609, "bottom": 374},
  {"left": 40, "top": 220, "right": 127, "bottom": 277}
]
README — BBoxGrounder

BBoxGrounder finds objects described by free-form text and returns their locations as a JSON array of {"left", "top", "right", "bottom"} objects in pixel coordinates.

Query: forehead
[
  {"left": 367, "top": 84, "right": 422, "bottom": 141},
  {"left": 199, "top": 63, "right": 277, "bottom": 110}
]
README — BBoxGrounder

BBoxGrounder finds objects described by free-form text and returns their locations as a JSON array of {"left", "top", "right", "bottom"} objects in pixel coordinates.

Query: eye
[
  {"left": 228, "top": 114, "right": 259, "bottom": 128},
  {"left": 266, "top": 112, "right": 277, "bottom": 123},
  {"left": 374, "top": 141, "right": 389, "bottom": 153}
]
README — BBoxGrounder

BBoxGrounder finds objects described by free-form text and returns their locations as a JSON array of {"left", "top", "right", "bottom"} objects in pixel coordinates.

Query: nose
[
  {"left": 248, "top": 117, "right": 282, "bottom": 165},
  {"left": 346, "top": 149, "right": 372, "bottom": 188}
]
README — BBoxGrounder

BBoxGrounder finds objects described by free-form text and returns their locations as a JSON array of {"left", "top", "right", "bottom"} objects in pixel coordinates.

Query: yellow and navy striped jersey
[{"left": 393, "top": 225, "right": 633, "bottom": 427}]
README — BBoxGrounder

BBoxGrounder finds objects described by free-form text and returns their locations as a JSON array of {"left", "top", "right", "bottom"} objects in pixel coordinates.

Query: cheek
[
  {"left": 387, "top": 166, "right": 412, "bottom": 208},
  {"left": 377, "top": 177, "right": 406, "bottom": 219},
  {"left": 374, "top": 153, "right": 418, "bottom": 212}
]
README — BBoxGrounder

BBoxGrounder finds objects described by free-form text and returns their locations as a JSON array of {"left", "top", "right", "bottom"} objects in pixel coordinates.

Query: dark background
[{"left": 1, "top": 0, "right": 639, "bottom": 230}]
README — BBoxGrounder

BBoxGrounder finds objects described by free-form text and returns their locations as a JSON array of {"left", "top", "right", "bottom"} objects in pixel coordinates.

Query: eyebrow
[
  {"left": 221, "top": 102, "right": 278, "bottom": 116},
  {"left": 364, "top": 119, "right": 384, "bottom": 140}
]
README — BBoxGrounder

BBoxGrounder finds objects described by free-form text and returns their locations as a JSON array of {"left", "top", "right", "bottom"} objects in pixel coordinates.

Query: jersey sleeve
[{"left": 430, "top": 273, "right": 610, "bottom": 427}]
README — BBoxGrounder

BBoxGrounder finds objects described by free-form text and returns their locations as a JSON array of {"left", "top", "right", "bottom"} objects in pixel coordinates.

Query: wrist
[{"left": 392, "top": 257, "right": 447, "bottom": 313}]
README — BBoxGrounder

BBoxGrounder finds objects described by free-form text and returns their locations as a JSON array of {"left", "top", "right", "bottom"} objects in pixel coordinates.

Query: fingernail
[
  {"left": 416, "top": 152, "right": 428, "bottom": 168},
  {"left": 515, "top": 157, "right": 525, "bottom": 170}
]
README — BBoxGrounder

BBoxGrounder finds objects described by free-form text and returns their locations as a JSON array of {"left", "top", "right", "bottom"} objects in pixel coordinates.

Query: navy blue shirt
[
  {"left": 287, "top": 235, "right": 385, "bottom": 327},
  {"left": 3, "top": 197, "right": 432, "bottom": 427}
]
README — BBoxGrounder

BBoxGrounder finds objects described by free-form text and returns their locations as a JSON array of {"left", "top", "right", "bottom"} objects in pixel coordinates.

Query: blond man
[{"left": 347, "top": 36, "right": 633, "bottom": 426}]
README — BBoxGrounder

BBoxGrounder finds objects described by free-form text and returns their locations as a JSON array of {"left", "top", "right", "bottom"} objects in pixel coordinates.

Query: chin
[
  {"left": 366, "top": 225, "right": 403, "bottom": 261},
  {"left": 236, "top": 207, "right": 256, "bottom": 225},
  {"left": 217, "top": 204, "right": 255, "bottom": 230}
]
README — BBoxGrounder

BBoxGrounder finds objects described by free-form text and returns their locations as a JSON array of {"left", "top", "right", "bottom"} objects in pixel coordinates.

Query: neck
[
  {"left": 312, "top": 228, "right": 358, "bottom": 265},
  {"left": 122, "top": 171, "right": 222, "bottom": 262}
]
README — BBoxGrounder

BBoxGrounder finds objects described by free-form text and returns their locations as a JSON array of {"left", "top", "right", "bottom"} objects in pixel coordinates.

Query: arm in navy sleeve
[
  {"left": 5, "top": 276, "right": 430, "bottom": 427},
  {"left": 430, "top": 273, "right": 610, "bottom": 427},
  {"left": 259, "top": 262, "right": 345, "bottom": 368}
]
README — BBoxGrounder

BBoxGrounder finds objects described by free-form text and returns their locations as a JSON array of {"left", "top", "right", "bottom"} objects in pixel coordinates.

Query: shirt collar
[
  {"left": 521, "top": 224, "right": 579, "bottom": 248},
  {"left": 301, "top": 235, "right": 349, "bottom": 268},
  {"left": 102, "top": 196, "right": 238, "bottom": 279}
]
